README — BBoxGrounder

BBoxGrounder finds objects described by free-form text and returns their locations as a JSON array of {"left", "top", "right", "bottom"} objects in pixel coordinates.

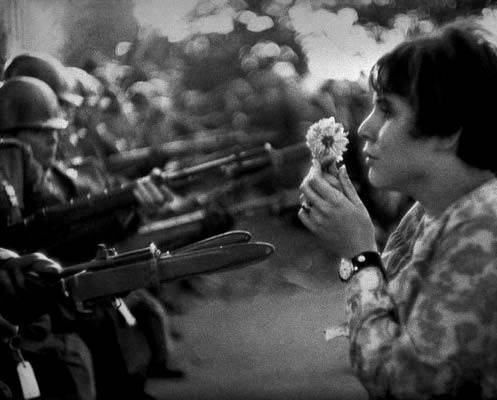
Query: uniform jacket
[
  {"left": 0, "top": 141, "right": 139, "bottom": 262},
  {"left": 0, "top": 139, "right": 60, "bottom": 226}
]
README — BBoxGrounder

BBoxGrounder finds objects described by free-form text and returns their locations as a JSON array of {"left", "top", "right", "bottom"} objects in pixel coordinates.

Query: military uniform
[
  {"left": 0, "top": 247, "right": 96, "bottom": 400},
  {"left": 0, "top": 139, "right": 60, "bottom": 227},
  {"left": 0, "top": 140, "right": 138, "bottom": 262},
  {"left": 40, "top": 158, "right": 140, "bottom": 263},
  {"left": 0, "top": 138, "right": 157, "bottom": 399},
  {"left": 0, "top": 74, "right": 177, "bottom": 399}
]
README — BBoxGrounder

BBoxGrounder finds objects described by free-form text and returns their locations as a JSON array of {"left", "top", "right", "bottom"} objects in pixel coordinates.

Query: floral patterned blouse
[{"left": 346, "top": 178, "right": 497, "bottom": 399}]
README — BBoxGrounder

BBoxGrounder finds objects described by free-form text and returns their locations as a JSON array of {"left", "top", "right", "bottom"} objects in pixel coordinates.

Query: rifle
[
  {"left": 49, "top": 231, "right": 275, "bottom": 310},
  {"left": 116, "top": 188, "right": 302, "bottom": 251},
  {"left": 0, "top": 142, "right": 310, "bottom": 253},
  {"left": 72, "top": 129, "right": 281, "bottom": 178}
]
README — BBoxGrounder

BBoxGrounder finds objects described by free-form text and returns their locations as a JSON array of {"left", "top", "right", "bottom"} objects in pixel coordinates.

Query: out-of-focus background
[{"left": 1, "top": 1, "right": 496, "bottom": 398}]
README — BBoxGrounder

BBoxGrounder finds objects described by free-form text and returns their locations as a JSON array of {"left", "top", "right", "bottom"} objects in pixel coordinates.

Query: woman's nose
[{"left": 357, "top": 111, "right": 377, "bottom": 142}]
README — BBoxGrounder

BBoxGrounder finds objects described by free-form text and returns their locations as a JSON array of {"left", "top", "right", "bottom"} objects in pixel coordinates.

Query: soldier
[
  {"left": 0, "top": 76, "right": 180, "bottom": 399},
  {"left": 0, "top": 245, "right": 96, "bottom": 400},
  {"left": 67, "top": 66, "right": 125, "bottom": 161},
  {"left": 0, "top": 75, "right": 173, "bottom": 260},
  {"left": 3, "top": 51, "right": 85, "bottom": 161}
]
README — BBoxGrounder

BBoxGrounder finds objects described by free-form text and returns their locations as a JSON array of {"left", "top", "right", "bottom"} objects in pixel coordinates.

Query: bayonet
[
  {"left": 172, "top": 230, "right": 251, "bottom": 254},
  {"left": 62, "top": 241, "right": 274, "bottom": 304}
]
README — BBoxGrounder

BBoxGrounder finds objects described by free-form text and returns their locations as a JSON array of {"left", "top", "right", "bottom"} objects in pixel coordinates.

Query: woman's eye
[
  {"left": 378, "top": 105, "right": 392, "bottom": 117},
  {"left": 374, "top": 97, "right": 393, "bottom": 117}
]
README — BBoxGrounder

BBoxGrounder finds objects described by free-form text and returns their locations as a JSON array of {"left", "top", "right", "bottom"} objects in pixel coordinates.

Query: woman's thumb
[{"left": 339, "top": 165, "right": 362, "bottom": 205}]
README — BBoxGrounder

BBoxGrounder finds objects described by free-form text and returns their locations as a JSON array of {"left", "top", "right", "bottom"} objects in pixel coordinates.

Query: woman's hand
[{"left": 299, "top": 165, "right": 377, "bottom": 258}]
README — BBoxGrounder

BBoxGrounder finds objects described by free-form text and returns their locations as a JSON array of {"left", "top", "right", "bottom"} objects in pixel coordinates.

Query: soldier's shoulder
[{"left": 0, "top": 138, "right": 34, "bottom": 164}]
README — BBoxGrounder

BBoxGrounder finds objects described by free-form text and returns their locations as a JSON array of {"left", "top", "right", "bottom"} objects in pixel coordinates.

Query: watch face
[{"left": 339, "top": 259, "right": 354, "bottom": 282}]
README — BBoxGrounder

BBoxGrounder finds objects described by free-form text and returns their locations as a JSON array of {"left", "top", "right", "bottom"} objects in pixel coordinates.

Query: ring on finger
[{"left": 301, "top": 202, "right": 311, "bottom": 213}]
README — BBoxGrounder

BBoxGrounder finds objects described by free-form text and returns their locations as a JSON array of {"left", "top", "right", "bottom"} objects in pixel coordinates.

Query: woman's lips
[{"left": 364, "top": 153, "right": 378, "bottom": 166}]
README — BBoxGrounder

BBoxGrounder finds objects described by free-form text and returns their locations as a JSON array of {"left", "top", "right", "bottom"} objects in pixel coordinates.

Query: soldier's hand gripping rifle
[
  {"left": 0, "top": 142, "right": 310, "bottom": 253},
  {"left": 26, "top": 231, "right": 274, "bottom": 312}
]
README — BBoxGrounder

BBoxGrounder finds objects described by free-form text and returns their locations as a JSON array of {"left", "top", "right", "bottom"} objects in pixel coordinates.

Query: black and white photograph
[{"left": 1, "top": 1, "right": 497, "bottom": 399}]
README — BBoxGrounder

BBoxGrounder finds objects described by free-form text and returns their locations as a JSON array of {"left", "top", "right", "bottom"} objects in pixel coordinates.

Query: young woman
[{"left": 299, "top": 21, "right": 497, "bottom": 399}]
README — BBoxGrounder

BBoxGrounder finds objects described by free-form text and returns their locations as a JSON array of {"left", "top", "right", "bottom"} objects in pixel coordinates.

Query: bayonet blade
[
  {"left": 172, "top": 230, "right": 252, "bottom": 254},
  {"left": 161, "top": 242, "right": 273, "bottom": 280}
]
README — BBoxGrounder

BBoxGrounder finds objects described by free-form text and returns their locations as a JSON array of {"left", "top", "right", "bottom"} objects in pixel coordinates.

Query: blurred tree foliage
[
  {"left": 140, "top": 21, "right": 307, "bottom": 92},
  {"left": 58, "top": 0, "right": 497, "bottom": 91},
  {"left": 61, "top": 0, "right": 138, "bottom": 67}
]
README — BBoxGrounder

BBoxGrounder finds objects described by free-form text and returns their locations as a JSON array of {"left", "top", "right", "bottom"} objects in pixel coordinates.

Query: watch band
[{"left": 350, "top": 251, "right": 386, "bottom": 280}]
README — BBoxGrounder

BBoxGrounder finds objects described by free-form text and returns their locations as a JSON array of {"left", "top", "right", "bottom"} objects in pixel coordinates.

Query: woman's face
[
  {"left": 357, "top": 91, "right": 434, "bottom": 194},
  {"left": 17, "top": 128, "right": 60, "bottom": 168}
]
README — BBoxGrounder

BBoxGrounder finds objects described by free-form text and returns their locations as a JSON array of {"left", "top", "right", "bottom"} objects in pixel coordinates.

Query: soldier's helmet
[
  {"left": 3, "top": 52, "right": 83, "bottom": 107},
  {"left": 0, "top": 76, "right": 69, "bottom": 134}
]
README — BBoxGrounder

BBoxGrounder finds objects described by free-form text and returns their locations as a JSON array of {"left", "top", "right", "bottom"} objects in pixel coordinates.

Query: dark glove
[{"left": 0, "top": 252, "right": 62, "bottom": 326}]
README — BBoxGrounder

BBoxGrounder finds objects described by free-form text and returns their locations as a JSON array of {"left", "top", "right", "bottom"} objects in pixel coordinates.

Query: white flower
[{"left": 306, "top": 116, "right": 349, "bottom": 166}]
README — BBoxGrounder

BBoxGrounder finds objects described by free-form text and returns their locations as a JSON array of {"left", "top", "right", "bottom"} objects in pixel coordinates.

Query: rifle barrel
[
  {"left": 1, "top": 141, "right": 309, "bottom": 253},
  {"left": 161, "top": 145, "right": 271, "bottom": 185},
  {"left": 99, "top": 130, "right": 280, "bottom": 176}
]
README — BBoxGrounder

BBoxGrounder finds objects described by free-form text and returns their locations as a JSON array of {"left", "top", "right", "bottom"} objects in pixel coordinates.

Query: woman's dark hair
[{"left": 369, "top": 20, "right": 497, "bottom": 173}]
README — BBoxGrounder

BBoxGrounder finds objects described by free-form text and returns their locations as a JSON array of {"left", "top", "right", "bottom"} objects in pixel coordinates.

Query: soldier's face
[{"left": 16, "top": 129, "right": 60, "bottom": 168}]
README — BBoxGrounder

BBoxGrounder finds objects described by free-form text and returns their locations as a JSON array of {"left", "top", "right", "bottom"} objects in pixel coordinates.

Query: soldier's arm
[{"left": 0, "top": 248, "right": 63, "bottom": 330}]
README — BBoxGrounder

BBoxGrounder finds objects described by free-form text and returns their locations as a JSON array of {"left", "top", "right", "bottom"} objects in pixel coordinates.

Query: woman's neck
[{"left": 412, "top": 164, "right": 494, "bottom": 218}]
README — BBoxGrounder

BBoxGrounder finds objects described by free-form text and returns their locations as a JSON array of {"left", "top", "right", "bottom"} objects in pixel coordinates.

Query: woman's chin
[{"left": 368, "top": 170, "right": 389, "bottom": 190}]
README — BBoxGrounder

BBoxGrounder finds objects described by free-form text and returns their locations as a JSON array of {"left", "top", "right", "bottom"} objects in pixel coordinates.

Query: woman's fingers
[
  {"left": 338, "top": 165, "right": 362, "bottom": 206},
  {"left": 298, "top": 206, "right": 318, "bottom": 233},
  {"left": 304, "top": 173, "right": 346, "bottom": 207},
  {"left": 300, "top": 182, "right": 329, "bottom": 212},
  {"left": 322, "top": 172, "right": 340, "bottom": 188}
]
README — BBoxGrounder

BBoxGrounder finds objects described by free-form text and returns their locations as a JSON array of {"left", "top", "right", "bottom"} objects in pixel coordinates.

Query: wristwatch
[{"left": 339, "top": 251, "right": 386, "bottom": 282}]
